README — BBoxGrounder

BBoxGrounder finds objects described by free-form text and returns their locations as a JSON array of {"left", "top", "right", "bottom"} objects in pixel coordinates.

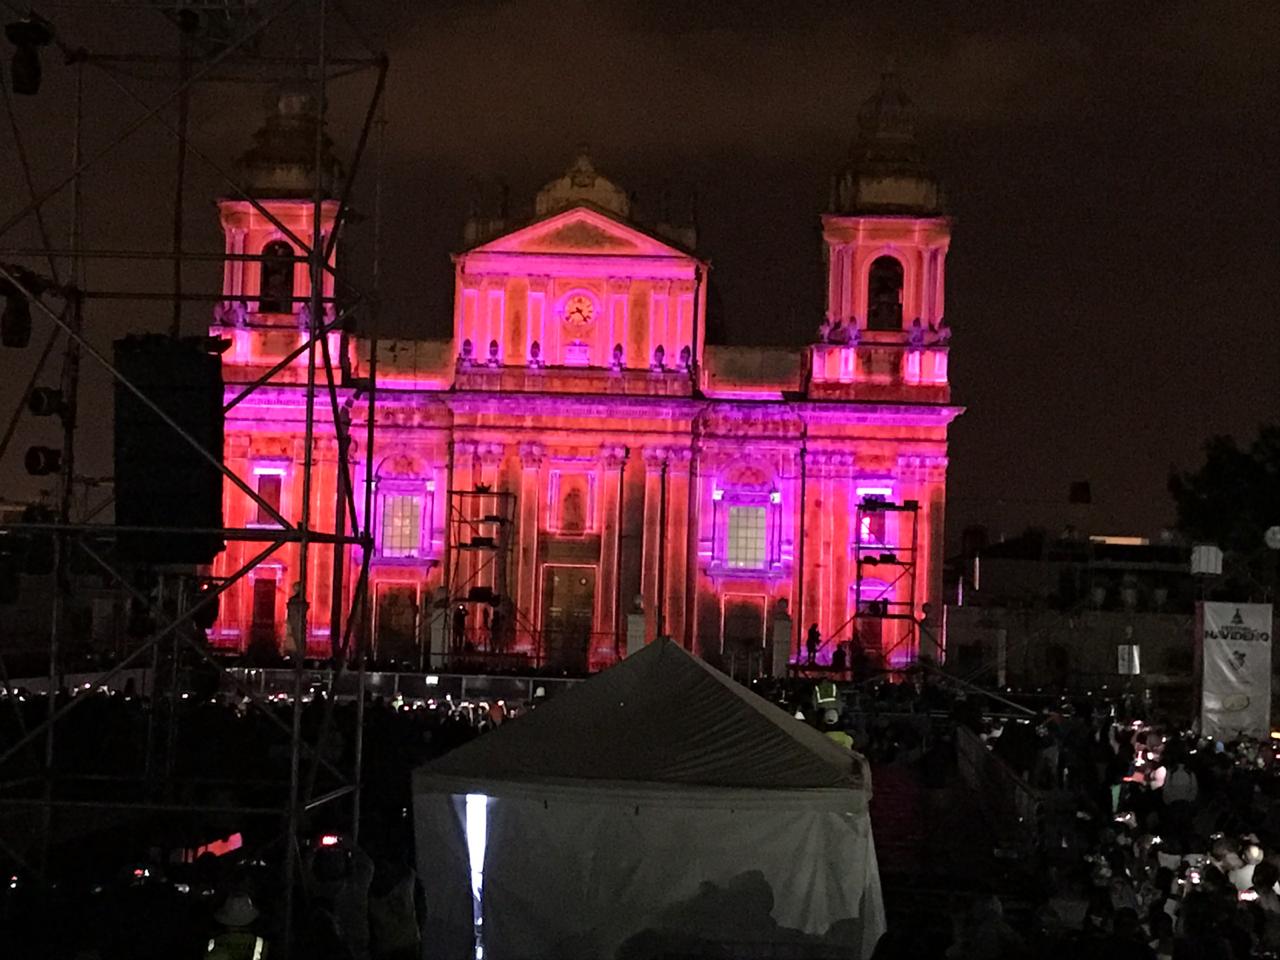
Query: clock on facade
[{"left": 561, "top": 294, "right": 595, "bottom": 328}]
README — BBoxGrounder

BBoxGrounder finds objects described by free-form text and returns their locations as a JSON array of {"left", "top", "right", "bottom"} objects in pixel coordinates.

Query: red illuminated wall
[{"left": 207, "top": 168, "right": 960, "bottom": 671}]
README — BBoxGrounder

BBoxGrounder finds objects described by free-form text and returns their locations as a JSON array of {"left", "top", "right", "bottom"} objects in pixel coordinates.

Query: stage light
[
  {"left": 319, "top": 834, "right": 340, "bottom": 847},
  {"left": 27, "top": 386, "right": 63, "bottom": 417},
  {"left": 5, "top": 17, "right": 53, "bottom": 96},
  {"left": 24, "top": 445, "right": 60, "bottom": 476}
]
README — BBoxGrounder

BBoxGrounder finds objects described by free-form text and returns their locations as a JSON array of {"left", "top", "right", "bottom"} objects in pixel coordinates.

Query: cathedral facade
[{"left": 207, "top": 75, "right": 961, "bottom": 673}]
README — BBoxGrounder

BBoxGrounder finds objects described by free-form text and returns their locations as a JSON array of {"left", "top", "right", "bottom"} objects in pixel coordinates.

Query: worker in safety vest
[
  {"left": 812, "top": 677, "right": 840, "bottom": 715},
  {"left": 207, "top": 894, "right": 268, "bottom": 960},
  {"left": 822, "top": 708, "right": 854, "bottom": 750}
]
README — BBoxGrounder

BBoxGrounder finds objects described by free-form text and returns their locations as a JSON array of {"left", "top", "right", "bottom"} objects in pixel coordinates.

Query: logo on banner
[
  {"left": 1201, "top": 602, "right": 1274, "bottom": 739},
  {"left": 1205, "top": 609, "right": 1271, "bottom": 645}
]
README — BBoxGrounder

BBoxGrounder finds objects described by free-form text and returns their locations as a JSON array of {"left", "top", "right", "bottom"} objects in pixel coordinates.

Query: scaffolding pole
[{"left": 0, "top": 2, "right": 388, "bottom": 954}]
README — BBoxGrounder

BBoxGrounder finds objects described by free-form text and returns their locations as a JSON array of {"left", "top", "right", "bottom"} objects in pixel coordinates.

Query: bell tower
[
  {"left": 822, "top": 72, "right": 951, "bottom": 341},
  {"left": 212, "top": 83, "right": 343, "bottom": 335}
]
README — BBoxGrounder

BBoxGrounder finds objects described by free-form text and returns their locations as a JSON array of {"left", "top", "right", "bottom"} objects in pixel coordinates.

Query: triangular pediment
[{"left": 468, "top": 205, "right": 692, "bottom": 259}]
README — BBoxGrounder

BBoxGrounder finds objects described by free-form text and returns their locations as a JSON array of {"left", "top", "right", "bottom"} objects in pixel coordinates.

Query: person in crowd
[
  {"left": 1159, "top": 743, "right": 1199, "bottom": 852},
  {"left": 1147, "top": 911, "right": 1174, "bottom": 960},
  {"left": 812, "top": 675, "right": 840, "bottom": 717},
  {"left": 822, "top": 708, "right": 853, "bottom": 750},
  {"left": 805, "top": 623, "right": 821, "bottom": 665},
  {"left": 368, "top": 858, "right": 420, "bottom": 960},
  {"left": 946, "top": 894, "right": 1026, "bottom": 960},
  {"left": 207, "top": 893, "right": 269, "bottom": 960},
  {"left": 1094, "top": 907, "right": 1156, "bottom": 960},
  {"left": 831, "top": 642, "right": 847, "bottom": 674},
  {"left": 1251, "top": 860, "right": 1280, "bottom": 914},
  {"left": 451, "top": 605, "right": 466, "bottom": 653},
  {"left": 305, "top": 834, "right": 374, "bottom": 960}
]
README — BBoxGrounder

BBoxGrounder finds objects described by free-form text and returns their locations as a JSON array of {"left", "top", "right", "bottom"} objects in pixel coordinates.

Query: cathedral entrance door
[
  {"left": 722, "top": 595, "right": 766, "bottom": 679},
  {"left": 249, "top": 576, "right": 278, "bottom": 652},
  {"left": 375, "top": 583, "right": 419, "bottom": 664},
  {"left": 541, "top": 565, "right": 595, "bottom": 672}
]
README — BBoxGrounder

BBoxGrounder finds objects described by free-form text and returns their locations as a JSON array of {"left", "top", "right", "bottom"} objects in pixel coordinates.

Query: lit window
[
  {"left": 1118, "top": 644, "right": 1141, "bottom": 676},
  {"left": 857, "top": 494, "right": 890, "bottom": 546},
  {"left": 859, "top": 513, "right": 887, "bottom": 546},
  {"left": 255, "top": 474, "right": 283, "bottom": 525},
  {"left": 380, "top": 494, "right": 423, "bottom": 558},
  {"left": 726, "top": 506, "right": 767, "bottom": 569}
]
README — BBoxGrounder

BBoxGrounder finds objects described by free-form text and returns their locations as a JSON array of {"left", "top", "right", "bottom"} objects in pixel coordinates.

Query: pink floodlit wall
[
  {"left": 453, "top": 207, "right": 705, "bottom": 375},
  {"left": 208, "top": 200, "right": 959, "bottom": 673},
  {"left": 218, "top": 199, "right": 340, "bottom": 316},
  {"left": 822, "top": 215, "right": 950, "bottom": 327}
]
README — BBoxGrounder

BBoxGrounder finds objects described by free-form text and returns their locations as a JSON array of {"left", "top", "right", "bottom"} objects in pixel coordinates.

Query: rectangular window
[
  {"left": 857, "top": 495, "right": 889, "bottom": 546},
  {"left": 380, "top": 494, "right": 423, "bottom": 558},
  {"left": 726, "top": 505, "right": 767, "bottom": 569},
  {"left": 859, "top": 513, "right": 888, "bottom": 546},
  {"left": 255, "top": 474, "right": 283, "bottom": 525}
]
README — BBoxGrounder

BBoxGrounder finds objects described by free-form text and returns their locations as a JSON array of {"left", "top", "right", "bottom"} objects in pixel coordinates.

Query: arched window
[
  {"left": 713, "top": 462, "right": 781, "bottom": 572},
  {"left": 258, "top": 240, "right": 296, "bottom": 314},
  {"left": 866, "top": 256, "right": 904, "bottom": 331}
]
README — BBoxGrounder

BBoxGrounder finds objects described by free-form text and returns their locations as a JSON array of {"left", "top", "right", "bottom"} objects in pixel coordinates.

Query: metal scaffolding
[
  {"left": 0, "top": 1, "right": 388, "bottom": 954},
  {"left": 850, "top": 495, "right": 921, "bottom": 668},
  {"left": 440, "top": 487, "right": 520, "bottom": 666}
]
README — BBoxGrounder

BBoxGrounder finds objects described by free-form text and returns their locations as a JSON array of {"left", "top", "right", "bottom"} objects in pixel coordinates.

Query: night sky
[{"left": 0, "top": 1, "right": 1276, "bottom": 547}]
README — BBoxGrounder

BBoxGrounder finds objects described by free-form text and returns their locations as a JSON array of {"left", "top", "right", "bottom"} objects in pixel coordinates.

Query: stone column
[
  {"left": 311, "top": 436, "right": 339, "bottom": 647},
  {"left": 799, "top": 451, "right": 827, "bottom": 646},
  {"left": 515, "top": 442, "right": 544, "bottom": 654},
  {"left": 640, "top": 446, "right": 669, "bottom": 643},
  {"left": 227, "top": 228, "right": 247, "bottom": 302},
  {"left": 526, "top": 275, "right": 549, "bottom": 363},
  {"left": 825, "top": 240, "right": 840, "bottom": 323},
  {"left": 819, "top": 459, "right": 837, "bottom": 657},
  {"left": 649, "top": 280, "right": 672, "bottom": 368},
  {"left": 597, "top": 444, "right": 628, "bottom": 644},
  {"left": 828, "top": 454, "right": 854, "bottom": 647},
  {"left": 663, "top": 448, "right": 692, "bottom": 646},
  {"left": 839, "top": 245, "right": 855, "bottom": 322},
  {"left": 605, "top": 278, "right": 630, "bottom": 368}
]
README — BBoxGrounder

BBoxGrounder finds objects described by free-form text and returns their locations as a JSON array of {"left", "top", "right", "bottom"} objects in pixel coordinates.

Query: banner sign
[{"left": 1200, "top": 602, "right": 1273, "bottom": 740}]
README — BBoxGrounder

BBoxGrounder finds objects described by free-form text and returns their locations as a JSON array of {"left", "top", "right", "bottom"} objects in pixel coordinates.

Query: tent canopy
[
  {"left": 412, "top": 641, "right": 883, "bottom": 960},
  {"left": 419, "top": 638, "right": 869, "bottom": 796}
]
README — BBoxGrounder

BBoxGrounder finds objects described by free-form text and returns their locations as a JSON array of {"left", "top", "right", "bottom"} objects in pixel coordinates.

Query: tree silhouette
[{"left": 1169, "top": 425, "right": 1280, "bottom": 598}]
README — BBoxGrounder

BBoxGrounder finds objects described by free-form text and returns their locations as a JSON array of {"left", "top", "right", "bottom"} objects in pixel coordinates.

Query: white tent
[{"left": 412, "top": 639, "right": 885, "bottom": 960}]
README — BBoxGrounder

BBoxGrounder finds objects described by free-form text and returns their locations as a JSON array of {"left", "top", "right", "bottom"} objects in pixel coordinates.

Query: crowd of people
[
  {"left": 8, "top": 666, "right": 1280, "bottom": 958},
  {"left": 871, "top": 691, "right": 1280, "bottom": 959},
  {"left": 0, "top": 680, "right": 522, "bottom": 958}
]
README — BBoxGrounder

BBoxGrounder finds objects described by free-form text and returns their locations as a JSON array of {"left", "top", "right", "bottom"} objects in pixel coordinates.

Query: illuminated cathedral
[{"left": 207, "top": 74, "right": 961, "bottom": 673}]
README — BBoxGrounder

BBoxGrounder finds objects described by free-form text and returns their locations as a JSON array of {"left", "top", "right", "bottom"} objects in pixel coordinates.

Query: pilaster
[
  {"left": 597, "top": 444, "right": 628, "bottom": 641},
  {"left": 640, "top": 446, "right": 669, "bottom": 643},
  {"left": 515, "top": 442, "right": 544, "bottom": 653},
  {"left": 663, "top": 447, "right": 692, "bottom": 646},
  {"left": 605, "top": 277, "right": 630, "bottom": 368}
]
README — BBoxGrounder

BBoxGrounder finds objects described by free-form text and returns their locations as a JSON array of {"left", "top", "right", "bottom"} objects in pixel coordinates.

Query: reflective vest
[
  {"left": 207, "top": 932, "right": 267, "bottom": 960},
  {"left": 814, "top": 680, "right": 839, "bottom": 707},
  {"left": 825, "top": 729, "right": 854, "bottom": 750}
]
